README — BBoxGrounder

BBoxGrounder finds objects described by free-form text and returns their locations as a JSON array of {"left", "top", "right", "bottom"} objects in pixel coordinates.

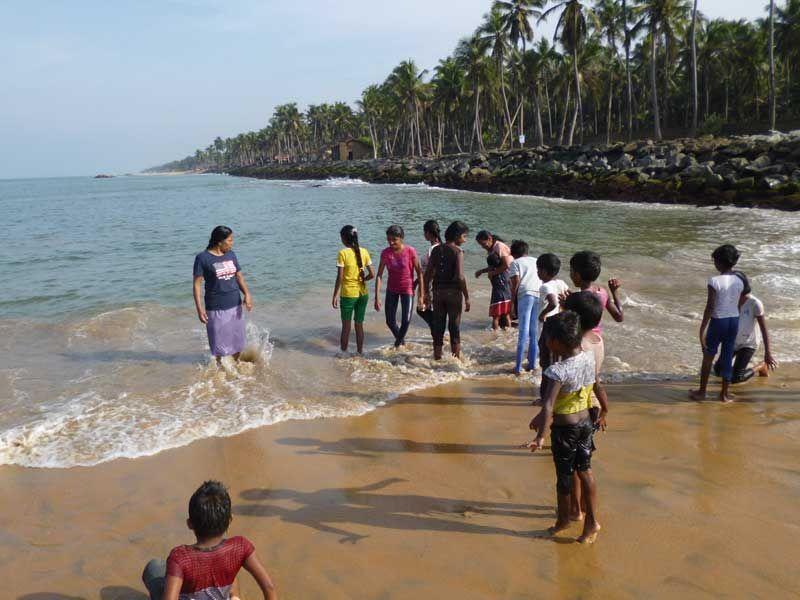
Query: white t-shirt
[
  {"left": 508, "top": 256, "right": 541, "bottom": 298},
  {"left": 709, "top": 273, "right": 745, "bottom": 319},
  {"left": 539, "top": 279, "right": 569, "bottom": 319},
  {"left": 735, "top": 295, "right": 764, "bottom": 350}
]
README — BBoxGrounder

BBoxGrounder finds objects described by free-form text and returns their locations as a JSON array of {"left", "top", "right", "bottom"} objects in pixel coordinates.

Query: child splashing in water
[
  {"left": 374, "top": 225, "right": 424, "bottom": 348},
  {"left": 332, "top": 225, "right": 374, "bottom": 354},
  {"left": 689, "top": 244, "right": 745, "bottom": 402}
]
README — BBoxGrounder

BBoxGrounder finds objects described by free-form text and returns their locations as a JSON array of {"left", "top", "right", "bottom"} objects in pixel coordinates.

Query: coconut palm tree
[
  {"left": 432, "top": 57, "right": 467, "bottom": 153},
  {"left": 387, "top": 60, "right": 428, "bottom": 157},
  {"left": 594, "top": 0, "right": 624, "bottom": 143},
  {"left": 690, "top": 0, "right": 699, "bottom": 135},
  {"left": 769, "top": 0, "right": 776, "bottom": 130},
  {"left": 456, "top": 35, "right": 493, "bottom": 152},
  {"left": 541, "top": 0, "right": 598, "bottom": 145},
  {"left": 478, "top": 8, "right": 515, "bottom": 146}
]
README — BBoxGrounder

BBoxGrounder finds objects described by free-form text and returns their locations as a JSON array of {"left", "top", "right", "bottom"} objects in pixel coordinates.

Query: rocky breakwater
[{"left": 230, "top": 132, "right": 800, "bottom": 210}]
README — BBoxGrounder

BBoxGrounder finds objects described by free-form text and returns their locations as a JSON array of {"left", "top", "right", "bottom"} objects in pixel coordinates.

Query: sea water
[{"left": 1, "top": 174, "right": 799, "bottom": 467}]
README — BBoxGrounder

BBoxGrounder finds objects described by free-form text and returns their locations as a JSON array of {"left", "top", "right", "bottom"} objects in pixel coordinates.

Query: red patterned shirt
[{"left": 166, "top": 536, "right": 255, "bottom": 599}]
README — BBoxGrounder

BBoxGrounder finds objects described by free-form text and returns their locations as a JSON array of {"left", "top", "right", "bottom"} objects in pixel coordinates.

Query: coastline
[
  {"left": 4, "top": 371, "right": 799, "bottom": 598},
  {"left": 227, "top": 133, "right": 800, "bottom": 211}
]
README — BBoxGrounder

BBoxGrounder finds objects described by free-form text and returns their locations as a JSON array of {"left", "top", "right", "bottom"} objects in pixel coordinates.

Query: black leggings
[
  {"left": 713, "top": 347, "right": 757, "bottom": 383},
  {"left": 385, "top": 291, "right": 413, "bottom": 344},
  {"left": 432, "top": 287, "right": 462, "bottom": 346}
]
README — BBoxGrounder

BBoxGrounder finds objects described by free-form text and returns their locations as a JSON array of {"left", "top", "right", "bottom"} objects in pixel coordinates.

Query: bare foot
[
  {"left": 548, "top": 520, "right": 571, "bottom": 535},
  {"left": 569, "top": 511, "right": 585, "bottom": 522},
  {"left": 719, "top": 393, "right": 735, "bottom": 403},
  {"left": 577, "top": 522, "right": 601, "bottom": 544},
  {"left": 688, "top": 389, "right": 707, "bottom": 401}
]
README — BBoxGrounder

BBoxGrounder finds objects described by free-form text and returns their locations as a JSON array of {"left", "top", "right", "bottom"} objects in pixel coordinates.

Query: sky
[{"left": 0, "top": 1, "right": 768, "bottom": 179}]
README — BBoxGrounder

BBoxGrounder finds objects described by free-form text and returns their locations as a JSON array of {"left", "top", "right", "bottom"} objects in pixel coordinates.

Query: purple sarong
[{"left": 206, "top": 304, "right": 246, "bottom": 357}]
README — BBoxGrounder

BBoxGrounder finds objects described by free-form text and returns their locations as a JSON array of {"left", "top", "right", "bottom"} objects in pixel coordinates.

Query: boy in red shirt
[{"left": 142, "top": 480, "right": 277, "bottom": 600}]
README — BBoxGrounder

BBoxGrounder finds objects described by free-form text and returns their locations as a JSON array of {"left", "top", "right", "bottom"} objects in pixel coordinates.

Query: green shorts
[{"left": 340, "top": 294, "right": 369, "bottom": 323}]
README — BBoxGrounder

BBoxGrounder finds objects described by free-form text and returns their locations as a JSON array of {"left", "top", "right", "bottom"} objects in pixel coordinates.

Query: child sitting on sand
[
  {"left": 537, "top": 253, "right": 569, "bottom": 399},
  {"left": 712, "top": 271, "right": 778, "bottom": 384},
  {"left": 528, "top": 311, "right": 602, "bottom": 544},
  {"left": 689, "top": 244, "right": 745, "bottom": 403},
  {"left": 142, "top": 480, "right": 277, "bottom": 600}
]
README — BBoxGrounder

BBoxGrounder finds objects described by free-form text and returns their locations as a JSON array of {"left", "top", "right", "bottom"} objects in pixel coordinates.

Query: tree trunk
[
  {"left": 606, "top": 77, "right": 614, "bottom": 145},
  {"left": 558, "top": 82, "right": 571, "bottom": 146},
  {"left": 499, "top": 65, "right": 513, "bottom": 148},
  {"left": 770, "top": 0, "right": 777, "bottom": 130},
  {"left": 662, "top": 32, "right": 669, "bottom": 133},
  {"left": 572, "top": 44, "right": 584, "bottom": 145},
  {"left": 545, "top": 79, "right": 554, "bottom": 140},
  {"left": 691, "top": 0, "right": 699, "bottom": 136},
  {"left": 623, "top": 0, "right": 633, "bottom": 139},
  {"left": 534, "top": 83, "right": 545, "bottom": 146},
  {"left": 568, "top": 97, "right": 579, "bottom": 146},
  {"left": 650, "top": 28, "right": 663, "bottom": 140}
]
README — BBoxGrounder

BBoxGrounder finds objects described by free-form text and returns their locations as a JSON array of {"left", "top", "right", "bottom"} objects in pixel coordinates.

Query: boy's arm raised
[
  {"left": 606, "top": 278, "right": 624, "bottom": 322},
  {"left": 243, "top": 551, "right": 278, "bottom": 600}
]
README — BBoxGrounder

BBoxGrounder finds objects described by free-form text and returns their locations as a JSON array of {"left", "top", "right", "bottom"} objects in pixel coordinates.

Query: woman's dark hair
[
  {"left": 340, "top": 225, "right": 364, "bottom": 274},
  {"left": 475, "top": 230, "right": 492, "bottom": 242},
  {"left": 510, "top": 239, "right": 529, "bottom": 258},
  {"left": 444, "top": 221, "right": 469, "bottom": 243},
  {"left": 188, "top": 480, "right": 232, "bottom": 539},
  {"left": 424, "top": 220, "right": 443, "bottom": 245},
  {"left": 386, "top": 224, "right": 405, "bottom": 239},
  {"left": 537, "top": 253, "right": 561, "bottom": 277},
  {"left": 734, "top": 270, "right": 751, "bottom": 295},
  {"left": 570, "top": 251, "right": 602, "bottom": 283},
  {"left": 564, "top": 291, "right": 603, "bottom": 332},
  {"left": 545, "top": 310, "right": 583, "bottom": 350},
  {"left": 207, "top": 226, "right": 233, "bottom": 250},
  {"left": 712, "top": 244, "right": 740, "bottom": 269}
]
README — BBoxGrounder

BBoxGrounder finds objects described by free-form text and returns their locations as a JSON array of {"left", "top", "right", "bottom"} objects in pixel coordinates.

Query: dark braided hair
[
  {"left": 424, "top": 220, "right": 443, "bottom": 245},
  {"left": 340, "top": 225, "right": 365, "bottom": 279}
]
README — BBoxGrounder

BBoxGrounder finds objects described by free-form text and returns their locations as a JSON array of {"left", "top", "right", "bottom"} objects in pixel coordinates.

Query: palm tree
[
  {"left": 387, "top": 60, "right": 428, "bottom": 157},
  {"left": 456, "top": 35, "right": 493, "bottom": 152},
  {"left": 493, "top": 0, "right": 544, "bottom": 53},
  {"left": 769, "top": 0, "right": 776, "bottom": 130},
  {"left": 478, "top": 8, "right": 514, "bottom": 146},
  {"left": 690, "top": 0, "right": 699, "bottom": 135},
  {"left": 433, "top": 57, "right": 467, "bottom": 153},
  {"left": 594, "top": 0, "right": 624, "bottom": 143},
  {"left": 542, "top": 0, "right": 598, "bottom": 145}
]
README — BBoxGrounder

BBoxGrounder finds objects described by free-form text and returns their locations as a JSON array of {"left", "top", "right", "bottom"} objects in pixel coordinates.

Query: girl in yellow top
[
  {"left": 529, "top": 310, "right": 602, "bottom": 544},
  {"left": 332, "top": 225, "right": 374, "bottom": 354}
]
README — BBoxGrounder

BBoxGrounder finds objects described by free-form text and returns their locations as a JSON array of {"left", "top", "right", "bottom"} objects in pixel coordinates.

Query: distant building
[
  {"left": 274, "top": 153, "right": 291, "bottom": 164},
  {"left": 332, "top": 139, "right": 372, "bottom": 161}
]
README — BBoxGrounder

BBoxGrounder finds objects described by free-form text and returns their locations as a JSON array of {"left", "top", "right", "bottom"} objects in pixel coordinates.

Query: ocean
[{"left": 1, "top": 173, "right": 799, "bottom": 468}]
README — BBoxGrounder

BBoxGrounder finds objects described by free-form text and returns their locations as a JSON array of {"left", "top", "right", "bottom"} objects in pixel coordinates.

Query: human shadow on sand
[
  {"left": 234, "top": 478, "right": 552, "bottom": 544},
  {"left": 276, "top": 436, "right": 541, "bottom": 458}
]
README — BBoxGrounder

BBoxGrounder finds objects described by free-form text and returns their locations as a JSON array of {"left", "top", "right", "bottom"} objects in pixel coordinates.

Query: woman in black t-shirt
[
  {"left": 193, "top": 226, "right": 254, "bottom": 362},
  {"left": 424, "top": 221, "right": 471, "bottom": 360}
]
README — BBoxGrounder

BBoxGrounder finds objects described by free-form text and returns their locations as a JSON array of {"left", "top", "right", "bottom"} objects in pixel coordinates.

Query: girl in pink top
[
  {"left": 375, "top": 225, "right": 424, "bottom": 347},
  {"left": 568, "top": 251, "right": 623, "bottom": 341}
]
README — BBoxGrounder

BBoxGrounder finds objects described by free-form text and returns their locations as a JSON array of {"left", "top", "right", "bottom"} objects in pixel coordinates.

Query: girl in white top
[{"left": 689, "top": 244, "right": 745, "bottom": 403}]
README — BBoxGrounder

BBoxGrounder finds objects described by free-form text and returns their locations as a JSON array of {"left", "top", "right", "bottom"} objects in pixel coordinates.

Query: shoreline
[
  {"left": 225, "top": 133, "right": 800, "bottom": 211},
  {"left": 3, "top": 371, "right": 799, "bottom": 598}
]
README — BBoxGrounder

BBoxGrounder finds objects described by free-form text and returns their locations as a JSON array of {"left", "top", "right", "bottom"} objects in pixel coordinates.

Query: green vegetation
[{"left": 149, "top": 0, "right": 800, "bottom": 173}]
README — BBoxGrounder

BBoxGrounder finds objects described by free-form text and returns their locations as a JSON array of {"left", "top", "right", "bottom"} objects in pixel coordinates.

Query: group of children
[
  {"left": 689, "top": 244, "right": 778, "bottom": 402},
  {"left": 145, "top": 239, "right": 779, "bottom": 599}
]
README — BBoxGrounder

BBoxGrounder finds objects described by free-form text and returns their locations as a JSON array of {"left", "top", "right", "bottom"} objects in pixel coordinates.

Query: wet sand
[{"left": 3, "top": 370, "right": 800, "bottom": 600}]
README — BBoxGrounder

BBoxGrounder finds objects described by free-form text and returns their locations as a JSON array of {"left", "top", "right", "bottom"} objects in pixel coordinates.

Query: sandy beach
[{"left": 4, "top": 368, "right": 799, "bottom": 599}]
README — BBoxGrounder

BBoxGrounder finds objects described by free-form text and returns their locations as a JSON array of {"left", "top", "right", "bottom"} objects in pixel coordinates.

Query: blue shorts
[{"left": 705, "top": 316, "right": 739, "bottom": 382}]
